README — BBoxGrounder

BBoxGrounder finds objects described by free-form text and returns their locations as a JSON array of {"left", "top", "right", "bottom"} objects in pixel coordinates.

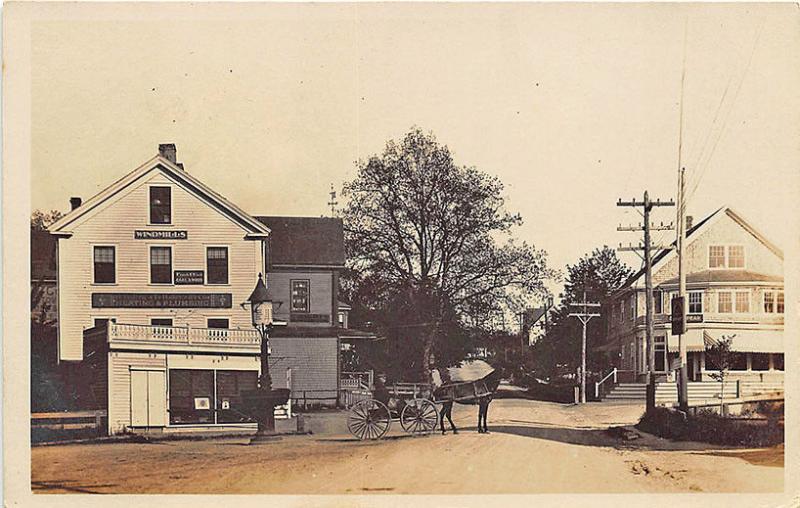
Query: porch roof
[{"left": 667, "top": 329, "right": 783, "bottom": 354}]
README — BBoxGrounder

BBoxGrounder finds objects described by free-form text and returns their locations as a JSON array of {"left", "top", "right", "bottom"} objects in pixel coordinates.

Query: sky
[{"left": 30, "top": 3, "right": 799, "bottom": 294}]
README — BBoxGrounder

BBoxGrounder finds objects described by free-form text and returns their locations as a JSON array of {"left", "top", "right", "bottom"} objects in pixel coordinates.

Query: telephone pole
[
  {"left": 617, "top": 192, "right": 675, "bottom": 412},
  {"left": 569, "top": 291, "right": 601, "bottom": 404},
  {"left": 675, "top": 169, "right": 689, "bottom": 410}
]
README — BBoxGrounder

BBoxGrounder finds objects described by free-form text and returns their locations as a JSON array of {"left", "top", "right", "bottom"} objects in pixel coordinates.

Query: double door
[{"left": 130, "top": 369, "right": 167, "bottom": 427}]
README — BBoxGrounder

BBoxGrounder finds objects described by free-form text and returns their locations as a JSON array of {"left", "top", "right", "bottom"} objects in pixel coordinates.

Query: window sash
[
  {"left": 149, "top": 187, "right": 172, "bottom": 224},
  {"left": 709, "top": 246, "right": 725, "bottom": 268},
  {"left": 718, "top": 292, "right": 733, "bottom": 313},
  {"left": 93, "top": 246, "right": 116, "bottom": 283},
  {"left": 206, "top": 247, "right": 229, "bottom": 284},
  {"left": 764, "top": 291, "right": 775, "bottom": 313},
  {"left": 654, "top": 291, "right": 663, "bottom": 314},
  {"left": 777, "top": 292, "right": 784, "bottom": 314},
  {"left": 728, "top": 246, "right": 745, "bottom": 268},
  {"left": 150, "top": 247, "right": 172, "bottom": 284},
  {"left": 735, "top": 292, "right": 750, "bottom": 313},
  {"left": 688, "top": 291, "right": 703, "bottom": 314}
]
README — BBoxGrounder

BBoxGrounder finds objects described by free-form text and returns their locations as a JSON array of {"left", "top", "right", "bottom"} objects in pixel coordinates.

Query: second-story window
[
  {"left": 150, "top": 186, "right": 172, "bottom": 224},
  {"left": 728, "top": 246, "right": 745, "bottom": 268},
  {"left": 709, "top": 246, "right": 726, "bottom": 268},
  {"left": 206, "top": 247, "right": 229, "bottom": 284},
  {"left": 150, "top": 246, "right": 172, "bottom": 284},
  {"left": 688, "top": 291, "right": 703, "bottom": 314},
  {"left": 291, "top": 280, "right": 310, "bottom": 313},
  {"left": 654, "top": 290, "right": 663, "bottom": 314},
  {"left": 93, "top": 246, "right": 116, "bottom": 284}
]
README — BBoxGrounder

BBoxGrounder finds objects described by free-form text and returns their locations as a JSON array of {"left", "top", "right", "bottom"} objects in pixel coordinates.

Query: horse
[{"left": 435, "top": 370, "right": 501, "bottom": 435}]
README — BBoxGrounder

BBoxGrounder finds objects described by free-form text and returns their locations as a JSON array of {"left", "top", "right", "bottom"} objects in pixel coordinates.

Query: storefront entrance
[{"left": 130, "top": 369, "right": 167, "bottom": 427}]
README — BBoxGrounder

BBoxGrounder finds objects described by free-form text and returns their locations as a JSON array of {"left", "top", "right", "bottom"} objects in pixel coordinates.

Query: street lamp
[{"left": 245, "top": 273, "right": 288, "bottom": 444}]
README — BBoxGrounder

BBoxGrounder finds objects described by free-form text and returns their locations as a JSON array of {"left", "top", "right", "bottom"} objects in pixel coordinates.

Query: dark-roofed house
[
  {"left": 255, "top": 216, "right": 375, "bottom": 407},
  {"left": 598, "top": 207, "right": 784, "bottom": 403}
]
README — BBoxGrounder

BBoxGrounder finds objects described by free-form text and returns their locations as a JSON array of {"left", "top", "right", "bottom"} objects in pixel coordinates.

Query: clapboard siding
[
  {"left": 58, "top": 169, "right": 264, "bottom": 360},
  {"left": 271, "top": 337, "right": 338, "bottom": 397},
  {"left": 108, "top": 351, "right": 167, "bottom": 434},
  {"left": 267, "top": 271, "right": 333, "bottom": 326}
]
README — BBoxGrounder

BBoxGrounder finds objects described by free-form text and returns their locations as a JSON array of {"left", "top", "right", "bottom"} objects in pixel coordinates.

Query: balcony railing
[{"left": 108, "top": 323, "right": 260, "bottom": 350}]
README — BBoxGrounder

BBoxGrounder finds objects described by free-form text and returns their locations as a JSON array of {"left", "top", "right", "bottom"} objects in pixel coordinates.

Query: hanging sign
[
  {"left": 174, "top": 270, "right": 204, "bottom": 285},
  {"left": 671, "top": 296, "right": 685, "bottom": 335},
  {"left": 134, "top": 230, "right": 188, "bottom": 240}
]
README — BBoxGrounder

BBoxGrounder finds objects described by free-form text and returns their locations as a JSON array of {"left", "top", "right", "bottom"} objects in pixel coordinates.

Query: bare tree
[
  {"left": 341, "top": 128, "right": 554, "bottom": 379},
  {"left": 706, "top": 334, "right": 735, "bottom": 415}
]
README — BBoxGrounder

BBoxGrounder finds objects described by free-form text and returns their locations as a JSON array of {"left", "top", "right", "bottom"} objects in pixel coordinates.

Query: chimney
[
  {"left": 158, "top": 143, "right": 177, "bottom": 164},
  {"left": 686, "top": 215, "right": 693, "bottom": 230},
  {"left": 70, "top": 197, "right": 82, "bottom": 210}
]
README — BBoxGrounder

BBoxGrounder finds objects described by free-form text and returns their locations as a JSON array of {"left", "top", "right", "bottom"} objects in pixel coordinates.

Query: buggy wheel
[
  {"left": 400, "top": 398, "right": 438, "bottom": 434},
  {"left": 347, "top": 399, "right": 391, "bottom": 440}
]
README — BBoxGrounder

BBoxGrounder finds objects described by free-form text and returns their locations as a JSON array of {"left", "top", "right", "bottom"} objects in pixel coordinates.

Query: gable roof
[
  {"left": 255, "top": 216, "right": 345, "bottom": 267},
  {"left": 620, "top": 206, "right": 783, "bottom": 290},
  {"left": 48, "top": 155, "right": 269, "bottom": 237}
]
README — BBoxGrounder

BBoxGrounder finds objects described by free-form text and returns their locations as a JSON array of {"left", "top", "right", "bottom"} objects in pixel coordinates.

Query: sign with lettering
[
  {"left": 291, "top": 313, "right": 330, "bottom": 323},
  {"left": 92, "top": 292, "right": 232, "bottom": 308},
  {"left": 174, "top": 270, "right": 204, "bottom": 285},
  {"left": 670, "top": 296, "right": 685, "bottom": 335},
  {"left": 686, "top": 314, "right": 703, "bottom": 323},
  {"left": 134, "top": 230, "right": 188, "bottom": 240}
]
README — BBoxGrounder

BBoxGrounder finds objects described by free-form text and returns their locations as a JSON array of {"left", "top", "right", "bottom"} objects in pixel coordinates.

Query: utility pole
[
  {"left": 675, "top": 169, "right": 689, "bottom": 410},
  {"left": 569, "top": 291, "right": 601, "bottom": 404},
  {"left": 617, "top": 192, "right": 675, "bottom": 412}
]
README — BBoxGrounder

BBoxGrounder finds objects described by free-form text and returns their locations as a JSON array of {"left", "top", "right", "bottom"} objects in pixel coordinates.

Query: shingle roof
[{"left": 255, "top": 216, "right": 345, "bottom": 267}]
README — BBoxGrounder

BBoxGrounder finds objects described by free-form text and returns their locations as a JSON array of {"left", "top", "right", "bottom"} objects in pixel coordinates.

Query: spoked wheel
[
  {"left": 348, "top": 399, "right": 391, "bottom": 440},
  {"left": 400, "top": 398, "right": 438, "bottom": 435}
]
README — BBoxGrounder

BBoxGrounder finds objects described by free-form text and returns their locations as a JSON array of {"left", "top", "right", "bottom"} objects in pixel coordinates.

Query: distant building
[
  {"left": 46, "top": 144, "right": 371, "bottom": 434},
  {"left": 602, "top": 207, "right": 784, "bottom": 385}
]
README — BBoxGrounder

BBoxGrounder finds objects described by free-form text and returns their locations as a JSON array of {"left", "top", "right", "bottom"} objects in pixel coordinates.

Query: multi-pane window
[
  {"left": 735, "top": 292, "right": 750, "bottom": 313},
  {"left": 709, "top": 246, "right": 726, "bottom": 268},
  {"left": 728, "top": 246, "right": 745, "bottom": 268},
  {"left": 149, "top": 186, "right": 172, "bottom": 224},
  {"left": 93, "top": 246, "right": 116, "bottom": 284},
  {"left": 688, "top": 291, "right": 703, "bottom": 314},
  {"left": 709, "top": 245, "right": 745, "bottom": 269},
  {"left": 206, "top": 247, "right": 229, "bottom": 284},
  {"left": 291, "top": 280, "right": 310, "bottom": 312},
  {"left": 150, "top": 246, "right": 172, "bottom": 284},
  {"left": 718, "top": 292, "right": 733, "bottom": 313},
  {"left": 763, "top": 291, "right": 784, "bottom": 314}
]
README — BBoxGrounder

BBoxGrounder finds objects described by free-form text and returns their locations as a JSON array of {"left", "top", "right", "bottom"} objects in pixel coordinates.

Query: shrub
[{"left": 636, "top": 407, "right": 783, "bottom": 447}]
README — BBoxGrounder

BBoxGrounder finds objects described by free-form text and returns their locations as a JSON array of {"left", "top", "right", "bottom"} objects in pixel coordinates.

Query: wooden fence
[{"left": 31, "top": 410, "right": 107, "bottom": 431}]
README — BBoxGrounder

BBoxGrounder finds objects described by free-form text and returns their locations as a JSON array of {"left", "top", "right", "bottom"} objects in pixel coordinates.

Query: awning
[{"left": 668, "top": 329, "right": 783, "bottom": 354}]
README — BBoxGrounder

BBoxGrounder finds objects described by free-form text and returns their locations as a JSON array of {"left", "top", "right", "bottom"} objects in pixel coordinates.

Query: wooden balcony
[{"left": 105, "top": 323, "right": 261, "bottom": 354}]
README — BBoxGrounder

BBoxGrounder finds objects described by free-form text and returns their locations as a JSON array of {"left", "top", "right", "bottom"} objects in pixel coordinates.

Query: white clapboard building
[{"left": 48, "top": 145, "right": 358, "bottom": 434}]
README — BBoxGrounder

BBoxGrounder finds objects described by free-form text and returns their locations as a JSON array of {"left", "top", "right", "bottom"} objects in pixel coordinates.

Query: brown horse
[{"left": 437, "top": 371, "right": 501, "bottom": 434}]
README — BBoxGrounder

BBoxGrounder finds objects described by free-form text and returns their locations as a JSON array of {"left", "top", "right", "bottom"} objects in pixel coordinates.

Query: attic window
[{"left": 150, "top": 186, "right": 172, "bottom": 224}]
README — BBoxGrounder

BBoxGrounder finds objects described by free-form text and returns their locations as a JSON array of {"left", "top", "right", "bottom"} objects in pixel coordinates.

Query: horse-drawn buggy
[{"left": 346, "top": 360, "right": 500, "bottom": 440}]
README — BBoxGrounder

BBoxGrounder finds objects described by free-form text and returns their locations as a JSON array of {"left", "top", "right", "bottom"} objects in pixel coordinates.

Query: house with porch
[
  {"left": 46, "top": 144, "right": 363, "bottom": 434},
  {"left": 599, "top": 207, "right": 784, "bottom": 402}
]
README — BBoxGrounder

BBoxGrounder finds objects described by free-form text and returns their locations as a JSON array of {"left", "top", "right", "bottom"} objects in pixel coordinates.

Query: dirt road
[{"left": 31, "top": 399, "right": 783, "bottom": 494}]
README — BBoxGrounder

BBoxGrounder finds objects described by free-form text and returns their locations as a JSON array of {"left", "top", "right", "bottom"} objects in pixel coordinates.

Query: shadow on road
[{"left": 32, "top": 480, "right": 117, "bottom": 494}]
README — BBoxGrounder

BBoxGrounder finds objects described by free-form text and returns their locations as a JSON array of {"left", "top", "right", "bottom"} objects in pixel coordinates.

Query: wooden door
[{"left": 130, "top": 369, "right": 167, "bottom": 427}]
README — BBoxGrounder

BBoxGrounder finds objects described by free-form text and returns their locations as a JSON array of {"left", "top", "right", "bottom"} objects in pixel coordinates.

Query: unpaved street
[{"left": 31, "top": 399, "right": 783, "bottom": 494}]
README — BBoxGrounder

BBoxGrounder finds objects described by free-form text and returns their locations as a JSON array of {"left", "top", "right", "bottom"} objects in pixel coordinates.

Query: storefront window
[
  {"left": 169, "top": 369, "right": 214, "bottom": 424},
  {"left": 216, "top": 371, "right": 258, "bottom": 424},
  {"left": 730, "top": 353, "right": 747, "bottom": 371}
]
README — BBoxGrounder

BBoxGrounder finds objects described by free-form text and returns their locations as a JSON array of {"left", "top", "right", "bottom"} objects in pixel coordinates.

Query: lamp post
[{"left": 246, "top": 273, "right": 282, "bottom": 444}]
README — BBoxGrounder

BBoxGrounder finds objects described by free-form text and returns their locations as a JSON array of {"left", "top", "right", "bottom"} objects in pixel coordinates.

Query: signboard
[
  {"left": 92, "top": 292, "right": 232, "bottom": 308},
  {"left": 670, "top": 296, "right": 685, "bottom": 335},
  {"left": 134, "top": 230, "right": 188, "bottom": 240},
  {"left": 686, "top": 314, "right": 704, "bottom": 323},
  {"left": 221, "top": 399, "right": 230, "bottom": 410},
  {"left": 174, "top": 270, "right": 204, "bottom": 285},
  {"left": 291, "top": 313, "right": 329, "bottom": 323},
  {"left": 194, "top": 397, "right": 210, "bottom": 410}
]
